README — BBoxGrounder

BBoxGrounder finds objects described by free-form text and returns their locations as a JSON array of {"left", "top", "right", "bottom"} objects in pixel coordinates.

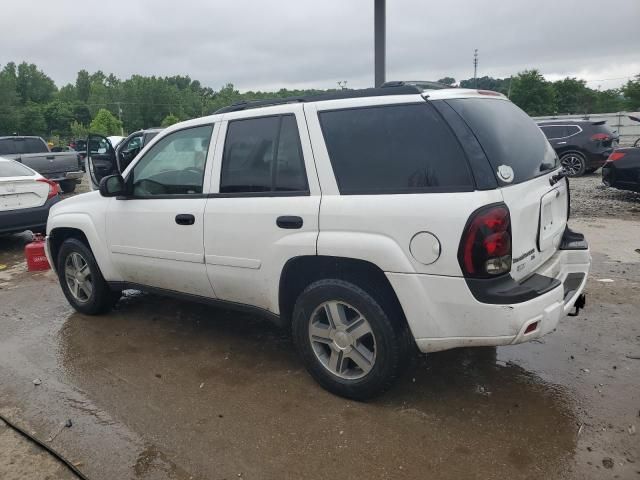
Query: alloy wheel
[
  {"left": 308, "top": 300, "right": 377, "bottom": 380},
  {"left": 64, "top": 252, "right": 93, "bottom": 303},
  {"left": 561, "top": 154, "right": 584, "bottom": 176}
]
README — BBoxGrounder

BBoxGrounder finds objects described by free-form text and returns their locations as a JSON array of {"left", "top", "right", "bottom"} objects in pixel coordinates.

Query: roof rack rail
[{"left": 214, "top": 84, "right": 422, "bottom": 114}]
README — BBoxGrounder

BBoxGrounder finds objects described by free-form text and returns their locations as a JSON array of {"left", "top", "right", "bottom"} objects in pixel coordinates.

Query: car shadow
[{"left": 58, "top": 291, "right": 578, "bottom": 479}]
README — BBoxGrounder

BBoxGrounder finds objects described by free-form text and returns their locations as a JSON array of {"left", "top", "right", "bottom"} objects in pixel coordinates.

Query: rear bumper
[
  {"left": 0, "top": 195, "right": 60, "bottom": 235},
  {"left": 585, "top": 149, "right": 613, "bottom": 169},
  {"left": 44, "top": 171, "right": 84, "bottom": 182},
  {"left": 388, "top": 231, "right": 591, "bottom": 353}
]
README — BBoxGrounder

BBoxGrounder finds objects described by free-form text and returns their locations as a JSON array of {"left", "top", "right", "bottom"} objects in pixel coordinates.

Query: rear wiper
[{"left": 549, "top": 170, "right": 568, "bottom": 186}]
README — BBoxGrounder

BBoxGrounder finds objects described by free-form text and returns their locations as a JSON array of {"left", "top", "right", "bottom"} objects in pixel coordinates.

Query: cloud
[{"left": 2, "top": 0, "right": 639, "bottom": 91}]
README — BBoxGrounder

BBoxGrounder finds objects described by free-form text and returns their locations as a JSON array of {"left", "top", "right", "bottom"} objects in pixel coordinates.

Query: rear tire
[
  {"left": 292, "top": 279, "right": 410, "bottom": 400},
  {"left": 59, "top": 180, "right": 76, "bottom": 193},
  {"left": 560, "top": 152, "right": 586, "bottom": 177},
  {"left": 57, "top": 238, "right": 118, "bottom": 315}
]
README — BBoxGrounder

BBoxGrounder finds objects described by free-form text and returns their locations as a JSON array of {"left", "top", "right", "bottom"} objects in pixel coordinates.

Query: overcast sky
[{"left": 2, "top": 0, "right": 639, "bottom": 92}]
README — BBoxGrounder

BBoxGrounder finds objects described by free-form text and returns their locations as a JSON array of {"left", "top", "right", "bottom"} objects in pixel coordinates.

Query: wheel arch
[
  {"left": 278, "top": 255, "right": 408, "bottom": 330},
  {"left": 47, "top": 213, "right": 120, "bottom": 280},
  {"left": 558, "top": 148, "right": 586, "bottom": 159}
]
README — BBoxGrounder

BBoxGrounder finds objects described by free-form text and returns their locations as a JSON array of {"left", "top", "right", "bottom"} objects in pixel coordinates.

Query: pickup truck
[{"left": 0, "top": 136, "right": 84, "bottom": 193}]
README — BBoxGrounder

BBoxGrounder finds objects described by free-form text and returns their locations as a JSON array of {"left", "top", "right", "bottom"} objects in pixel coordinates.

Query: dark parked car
[
  {"left": 537, "top": 120, "right": 618, "bottom": 177},
  {"left": 602, "top": 147, "right": 640, "bottom": 193},
  {"left": 86, "top": 128, "right": 162, "bottom": 189}
]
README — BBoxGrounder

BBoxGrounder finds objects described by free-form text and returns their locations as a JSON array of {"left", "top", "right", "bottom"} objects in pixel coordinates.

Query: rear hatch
[
  {"left": 445, "top": 96, "right": 568, "bottom": 281},
  {"left": 0, "top": 162, "right": 48, "bottom": 212},
  {"left": 590, "top": 120, "right": 617, "bottom": 149}
]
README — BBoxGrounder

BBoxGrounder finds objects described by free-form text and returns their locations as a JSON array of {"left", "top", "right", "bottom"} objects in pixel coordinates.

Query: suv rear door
[
  {"left": 203, "top": 104, "right": 320, "bottom": 313},
  {"left": 445, "top": 97, "right": 567, "bottom": 281}
]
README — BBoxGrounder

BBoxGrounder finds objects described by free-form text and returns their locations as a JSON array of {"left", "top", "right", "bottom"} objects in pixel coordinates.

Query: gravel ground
[{"left": 569, "top": 171, "right": 640, "bottom": 220}]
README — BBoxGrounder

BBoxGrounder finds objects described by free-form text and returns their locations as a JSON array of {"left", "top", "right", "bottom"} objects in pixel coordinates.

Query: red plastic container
[{"left": 25, "top": 234, "right": 50, "bottom": 271}]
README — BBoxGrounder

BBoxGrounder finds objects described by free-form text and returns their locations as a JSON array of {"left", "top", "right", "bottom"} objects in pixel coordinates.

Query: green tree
[
  {"left": 72, "top": 102, "right": 92, "bottom": 125},
  {"left": 460, "top": 76, "right": 509, "bottom": 94},
  {"left": 0, "top": 62, "right": 20, "bottom": 134},
  {"left": 89, "top": 108, "right": 123, "bottom": 135},
  {"left": 16, "top": 62, "right": 56, "bottom": 104},
  {"left": 622, "top": 75, "right": 640, "bottom": 111},
  {"left": 161, "top": 114, "right": 180, "bottom": 127},
  {"left": 75, "top": 69, "right": 91, "bottom": 102},
  {"left": 437, "top": 77, "right": 456, "bottom": 86},
  {"left": 552, "top": 78, "right": 596, "bottom": 114},
  {"left": 43, "top": 100, "right": 74, "bottom": 136},
  {"left": 593, "top": 89, "right": 625, "bottom": 113},
  {"left": 18, "top": 102, "right": 47, "bottom": 136},
  {"left": 70, "top": 121, "right": 89, "bottom": 140},
  {"left": 509, "top": 70, "right": 556, "bottom": 116}
]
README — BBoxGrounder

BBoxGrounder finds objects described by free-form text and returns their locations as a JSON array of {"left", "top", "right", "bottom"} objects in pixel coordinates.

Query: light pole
[
  {"left": 473, "top": 49, "right": 478, "bottom": 88},
  {"left": 374, "top": 0, "right": 385, "bottom": 87}
]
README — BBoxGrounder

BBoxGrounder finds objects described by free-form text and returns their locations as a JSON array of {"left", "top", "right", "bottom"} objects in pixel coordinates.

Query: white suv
[{"left": 46, "top": 85, "right": 591, "bottom": 399}]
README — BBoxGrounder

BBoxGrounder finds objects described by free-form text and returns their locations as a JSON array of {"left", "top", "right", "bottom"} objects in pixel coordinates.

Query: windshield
[{"left": 446, "top": 98, "right": 558, "bottom": 185}]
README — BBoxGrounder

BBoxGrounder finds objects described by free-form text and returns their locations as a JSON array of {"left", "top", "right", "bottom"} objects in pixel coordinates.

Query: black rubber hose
[{"left": 0, "top": 413, "right": 89, "bottom": 480}]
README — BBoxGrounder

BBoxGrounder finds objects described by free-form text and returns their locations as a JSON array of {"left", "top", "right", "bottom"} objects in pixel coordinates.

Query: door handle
[
  {"left": 277, "top": 216, "right": 303, "bottom": 229},
  {"left": 46, "top": 155, "right": 55, "bottom": 160},
  {"left": 175, "top": 214, "right": 195, "bottom": 225}
]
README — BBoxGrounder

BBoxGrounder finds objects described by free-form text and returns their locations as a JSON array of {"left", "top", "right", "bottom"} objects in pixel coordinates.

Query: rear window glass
[
  {"left": 25, "top": 138, "right": 48, "bottom": 153},
  {"left": 319, "top": 103, "right": 473, "bottom": 194},
  {"left": 0, "top": 160, "right": 34, "bottom": 177},
  {"left": 448, "top": 98, "right": 558, "bottom": 184}
]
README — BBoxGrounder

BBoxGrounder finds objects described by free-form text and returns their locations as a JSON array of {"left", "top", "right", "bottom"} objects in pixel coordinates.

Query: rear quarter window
[
  {"left": 319, "top": 103, "right": 474, "bottom": 194},
  {"left": 448, "top": 98, "right": 558, "bottom": 185}
]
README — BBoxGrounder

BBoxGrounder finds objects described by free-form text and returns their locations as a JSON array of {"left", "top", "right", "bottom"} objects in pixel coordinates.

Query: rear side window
[
  {"left": 0, "top": 160, "right": 34, "bottom": 177},
  {"left": 448, "top": 98, "right": 558, "bottom": 184},
  {"left": 319, "top": 103, "right": 473, "bottom": 194},
  {"left": 220, "top": 115, "right": 307, "bottom": 194},
  {"left": 565, "top": 125, "right": 580, "bottom": 136},
  {"left": 540, "top": 125, "right": 567, "bottom": 139}
]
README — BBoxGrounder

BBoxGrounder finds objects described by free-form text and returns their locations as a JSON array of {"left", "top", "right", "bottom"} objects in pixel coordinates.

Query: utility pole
[
  {"left": 374, "top": 0, "right": 385, "bottom": 87},
  {"left": 473, "top": 49, "right": 478, "bottom": 88},
  {"left": 116, "top": 101, "right": 124, "bottom": 135}
]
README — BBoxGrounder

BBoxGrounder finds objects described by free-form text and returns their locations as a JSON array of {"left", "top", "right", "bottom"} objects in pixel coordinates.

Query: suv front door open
[
  {"left": 87, "top": 134, "right": 118, "bottom": 189},
  {"left": 203, "top": 106, "right": 320, "bottom": 313}
]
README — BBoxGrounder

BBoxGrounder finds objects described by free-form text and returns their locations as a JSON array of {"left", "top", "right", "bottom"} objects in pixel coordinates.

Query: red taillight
[
  {"left": 607, "top": 152, "right": 626, "bottom": 162},
  {"left": 37, "top": 178, "right": 61, "bottom": 200},
  {"left": 591, "top": 133, "right": 610, "bottom": 141},
  {"left": 459, "top": 204, "right": 512, "bottom": 278}
]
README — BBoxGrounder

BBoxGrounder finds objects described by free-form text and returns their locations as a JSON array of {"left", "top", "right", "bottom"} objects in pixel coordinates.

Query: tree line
[
  {"left": 440, "top": 70, "right": 639, "bottom": 117},
  {"left": 1, "top": 61, "right": 638, "bottom": 143}
]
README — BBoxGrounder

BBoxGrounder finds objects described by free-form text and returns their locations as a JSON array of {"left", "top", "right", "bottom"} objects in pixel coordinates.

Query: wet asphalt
[{"left": 1, "top": 214, "right": 639, "bottom": 479}]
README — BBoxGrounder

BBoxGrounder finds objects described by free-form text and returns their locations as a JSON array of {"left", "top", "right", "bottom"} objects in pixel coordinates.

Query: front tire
[
  {"left": 57, "top": 238, "right": 118, "bottom": 315},
  {"left": 292, "top": 279, "right": 410, "bottom": 400},
  {"left": 560, "top": 152, "right": 586, "bottom": 177}
]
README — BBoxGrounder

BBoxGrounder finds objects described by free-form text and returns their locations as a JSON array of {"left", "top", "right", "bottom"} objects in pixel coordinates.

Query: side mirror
[{"left": 99, "top": 174, "right": 127, "bottom": 197}]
